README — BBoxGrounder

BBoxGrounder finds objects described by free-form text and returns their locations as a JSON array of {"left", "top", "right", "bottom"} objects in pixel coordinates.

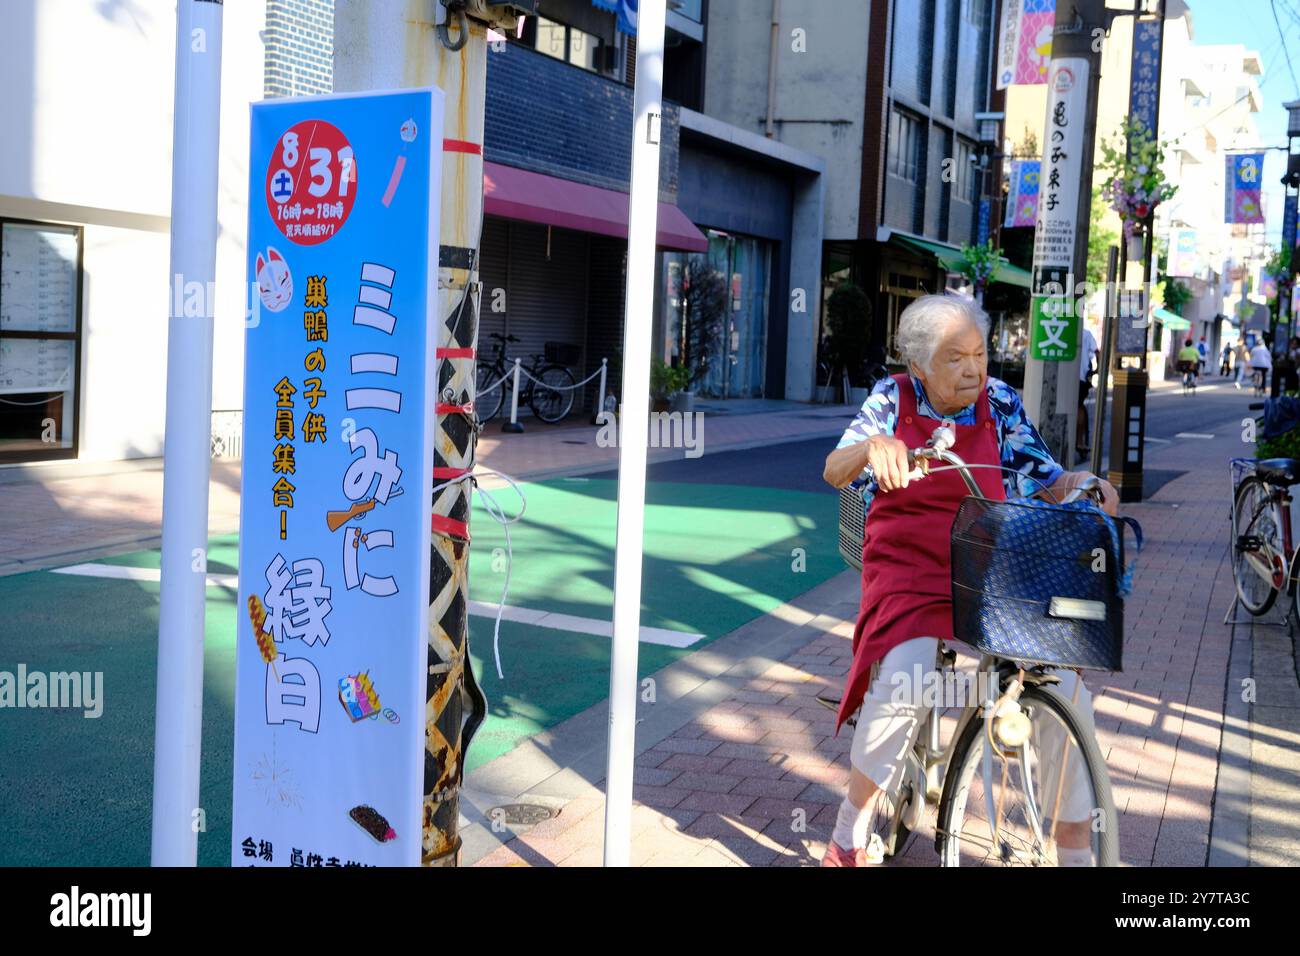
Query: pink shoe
[
  {"left": 820, "top": 834, "right": 885, "bottom": 867},
  {"left": 820, "top": 840, "right": 867, "bottom": 867}
]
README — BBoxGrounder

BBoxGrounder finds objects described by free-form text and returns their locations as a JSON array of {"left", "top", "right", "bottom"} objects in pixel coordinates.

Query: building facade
[
  {"left": 0, "top": 0, "right": 268, "bottom": 467},
  {"left": 264, "top": 0, "right": 334, "bottom": 98}
]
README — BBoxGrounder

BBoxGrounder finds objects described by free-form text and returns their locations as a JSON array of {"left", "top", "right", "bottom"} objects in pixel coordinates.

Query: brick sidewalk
[
  {"left": 468, "top": 411, "right": 1300, "bottom": 867},
  {"left": 0, "top": 400, "right": 851, "bottom": 575}
]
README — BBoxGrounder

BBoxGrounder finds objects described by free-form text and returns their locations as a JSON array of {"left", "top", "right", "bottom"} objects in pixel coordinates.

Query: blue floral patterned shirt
[{"left": 836, "top": 375, "right": 1064, "bottom": 515}]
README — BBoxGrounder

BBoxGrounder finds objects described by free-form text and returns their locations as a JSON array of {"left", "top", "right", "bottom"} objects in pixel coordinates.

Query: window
[
  {"left": 525, "top": 15, "right": 616, "bottom": 78},
  {"left": 671, "top": 0, "right": 704, "bottom": 22},
  {"left": 954, "top": 140, "right": 980, "bottom": 203},
  {"left": 889, "top": 110, "right": 922, "bottom": 182},
  {"left": 0, "top": 220, "right": 82, "bottom": 463}
]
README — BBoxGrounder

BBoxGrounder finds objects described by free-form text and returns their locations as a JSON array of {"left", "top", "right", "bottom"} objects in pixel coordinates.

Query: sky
[{"left": 1185, "top": 0, "right": 1300, "bottom": 246}]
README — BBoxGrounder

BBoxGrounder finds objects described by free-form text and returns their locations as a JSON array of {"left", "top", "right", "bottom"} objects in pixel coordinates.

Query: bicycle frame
[{"left": 869, "top": 425, "right": 1107, "bottom": 863}]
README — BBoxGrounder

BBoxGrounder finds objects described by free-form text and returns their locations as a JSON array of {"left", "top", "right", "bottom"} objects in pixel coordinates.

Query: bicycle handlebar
[{"left": 856, "top": 424, "right": 1107, "bottom": 507}]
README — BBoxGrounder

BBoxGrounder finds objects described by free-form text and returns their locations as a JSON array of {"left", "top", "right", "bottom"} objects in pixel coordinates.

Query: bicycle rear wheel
[
  {"left": 530, "top": 365, "right": 576, "bottom": 423},
  {"left": 935, "top": 684, "right": 1117, "bottom": 867},
  {"left": 1233, "top": 476, "right": 1281, "bottom": 616},
  {"left": 475, "top": 362, "right": 505, "bottom": 423}
]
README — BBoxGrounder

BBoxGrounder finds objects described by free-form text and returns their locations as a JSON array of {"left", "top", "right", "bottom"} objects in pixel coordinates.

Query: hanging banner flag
[
  {"left": 996, "top": 0, "right": 1055, "bottom": 89},
  {"left": 1029, "top": 59, "right": 1088, "bottom": 362},
  {"left": 1129, "top": 17, "right": 1163, "bottom": 138},
  {"left": 978, "top": 198, "right": 992, "bottom": 244},
  {"left": 1225, "top": 153, "right": 1265, "bottom": 224},
  {"left": 1166, "top": 228, "right": 1198, "bottom": 278},
  {"left": 1285, "top": 193, "right": 1298, "bottom": 252},
  {"left": 1262, "top": 272, "right": 1278, "bottom": 301},
  {"left": 232, "top": 88, "right": 444, "bottom": 868},
  {"left": 1004, "top": 159, "right": 1041, "bottom": 227}
]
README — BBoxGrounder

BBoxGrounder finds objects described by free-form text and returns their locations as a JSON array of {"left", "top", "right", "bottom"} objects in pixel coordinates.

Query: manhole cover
[{"left": 489, "top": 803, "right": 558, "bottom": 826}]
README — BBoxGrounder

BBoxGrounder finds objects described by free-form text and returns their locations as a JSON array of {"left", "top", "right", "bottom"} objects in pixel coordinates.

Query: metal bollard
[
  {"left": 592, "top": 357, "right": 609, "bottom": 425},
  {"left": 502, "top": 357, "right": 524, "bottom": 433}
]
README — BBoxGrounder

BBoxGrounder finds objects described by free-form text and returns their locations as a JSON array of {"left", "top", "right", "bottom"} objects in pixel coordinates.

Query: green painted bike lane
[{"left": 0, "top": 477, "right": 842, "bottom": 865}]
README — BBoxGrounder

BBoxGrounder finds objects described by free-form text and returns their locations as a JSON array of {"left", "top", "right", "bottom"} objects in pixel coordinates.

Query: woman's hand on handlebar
[{"left": 865, "top": 435, "right": 914, "bottom": 492}]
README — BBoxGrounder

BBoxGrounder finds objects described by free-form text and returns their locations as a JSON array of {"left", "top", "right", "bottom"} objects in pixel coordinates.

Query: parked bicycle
[
  {"left": 1232, "top": 409, "right": 1300, "bottom": 619},
  {"left": 475, "top": 333, "right": 579, "bottom": 425},
  {"left": 823, "top": 424, "right": 1122, "bottom": 867}
]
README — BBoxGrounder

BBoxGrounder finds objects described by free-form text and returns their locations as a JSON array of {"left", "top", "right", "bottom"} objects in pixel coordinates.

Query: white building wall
[{"left": 0, "top": 0, "right": 265, "bottom": 464}]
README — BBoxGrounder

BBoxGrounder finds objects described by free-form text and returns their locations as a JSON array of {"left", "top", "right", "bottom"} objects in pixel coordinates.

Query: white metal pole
[
  {"left": 151, "top": 0, "right": 223, "bottom": 867},
  {"left": 505, "top": 357, "right": 523, "bottom": 432},
  {"left": 603, "top": 0, "right": 666, "bottom": 867},
  {"left": 598, "top": 357, "right": 608, "bottom": 414}
]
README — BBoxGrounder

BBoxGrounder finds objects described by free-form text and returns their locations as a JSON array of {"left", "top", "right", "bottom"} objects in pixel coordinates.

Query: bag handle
[{"left": 1113, "top": 514, "right": 1143, "bottom": 598}]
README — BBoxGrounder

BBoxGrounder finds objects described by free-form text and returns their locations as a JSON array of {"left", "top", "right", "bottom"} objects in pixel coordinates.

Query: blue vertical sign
[
  {"left": 978, "top": 199, "right": 991, "bottom": 244},
  {"left": 1286, "top": 193, "right": 1298, "bottom": 252},
  {"left": 1129, "top": 17, "right": 1162, "bottom": 143},
  {"left": 232, "top": 89, "right": 443, "bottom": 867}
]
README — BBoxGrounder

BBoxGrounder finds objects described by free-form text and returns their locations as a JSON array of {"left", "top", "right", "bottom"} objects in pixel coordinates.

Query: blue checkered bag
[{"left": 949, "top": 496, "right": 1142, "bottom": 671}]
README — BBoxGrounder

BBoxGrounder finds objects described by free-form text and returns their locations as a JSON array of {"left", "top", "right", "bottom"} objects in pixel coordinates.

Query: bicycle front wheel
[
  {"left": 936, "top": 684, "right": 1118, "bottom": 867},
  {"left": 1233, "top": 476, "right": 1281, "bottom": 616},
  {"left": 475, "top": 362, "right": 505, "bottom": 423},
  {"left": 530, "top": 365, "right": 576, "bottom": 423}
]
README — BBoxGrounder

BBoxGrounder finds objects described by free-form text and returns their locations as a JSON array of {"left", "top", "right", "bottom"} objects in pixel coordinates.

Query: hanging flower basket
[
  {"left": 957, "top": 240, "right": 1003, "bottom": 293},
  {"left": 1098, "top": 117, "right": 1178, "bottom": 246}
]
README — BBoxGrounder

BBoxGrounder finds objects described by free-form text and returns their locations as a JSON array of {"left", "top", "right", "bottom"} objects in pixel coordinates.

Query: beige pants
[{"left": 847, "top": 637, "right": 1101, "bottom": 822}]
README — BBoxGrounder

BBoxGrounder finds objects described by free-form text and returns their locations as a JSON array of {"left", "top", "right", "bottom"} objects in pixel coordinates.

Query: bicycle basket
[
  {"left": 950, "top": 496, "right": 1141, "bottom": 672},
  {"left": 544, "top": 341, "right": 582, "bottom": 366}
]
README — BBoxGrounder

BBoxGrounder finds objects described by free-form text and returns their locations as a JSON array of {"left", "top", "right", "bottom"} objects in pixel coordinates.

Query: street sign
[
  {"left": 1029, "top": 59, "right": 1089, "bottom": 362},
  {"left": 232, "top": 88, "right": 443, "bottom": 867}
]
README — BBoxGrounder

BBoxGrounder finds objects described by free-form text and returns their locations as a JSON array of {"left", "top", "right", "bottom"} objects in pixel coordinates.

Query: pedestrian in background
[
  {"left": 1235, "top": 341, "right": 1250, "bottom": 389},
  {"left": 1250, "top": 339, "right": 1273, "bottom": 395},
  {"left": 1221, "top": 342, "right": 1232, "bottom": 377}
]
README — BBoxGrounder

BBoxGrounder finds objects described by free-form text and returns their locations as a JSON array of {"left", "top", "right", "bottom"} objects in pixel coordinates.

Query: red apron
[{"left": 834, "top": 374, "right": 1006, "bottom": 734}]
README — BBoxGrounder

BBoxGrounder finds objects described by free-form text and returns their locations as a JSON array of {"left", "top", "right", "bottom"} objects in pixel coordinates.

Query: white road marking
[
  {"left": 49, "top": 563, "right": 704, "bottom": 648},
  {"left": 1174, "top": 432, "right": 1215, "bottom": 439},
  {"left": 1144, "top": 437, "right": 1172, "bottom": 444}
]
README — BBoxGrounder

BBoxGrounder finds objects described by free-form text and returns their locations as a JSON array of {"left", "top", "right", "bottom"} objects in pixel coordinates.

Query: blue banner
[
  {"left": 1286, "top": 193, "right": 1298, "bottom": 252},
  {"left": 1129, "top": 17, "right": 1162, "bottom": 141},
  {"left": 1226, "top": 153, "right": 1266, "bottom": 223},
  {"left": 591, "top": 0, "right": 638, "bottom": 35},
  {"left": 233, "top": 89, "right": 443, "bottom": 867}
]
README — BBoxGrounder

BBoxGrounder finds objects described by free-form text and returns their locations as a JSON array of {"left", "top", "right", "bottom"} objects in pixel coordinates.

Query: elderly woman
[{"left": 821, "top": 294, "right": 1118, "bottom": 868}]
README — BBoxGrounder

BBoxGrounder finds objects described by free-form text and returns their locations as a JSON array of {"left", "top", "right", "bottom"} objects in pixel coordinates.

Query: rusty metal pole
[{"left": 335, "top": 0, "right": 524, "bottom": 866}]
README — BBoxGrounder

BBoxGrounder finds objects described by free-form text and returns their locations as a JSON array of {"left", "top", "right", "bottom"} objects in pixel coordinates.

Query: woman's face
[{"left": 914, "top": 317, "right": 987, "bottom": 416}]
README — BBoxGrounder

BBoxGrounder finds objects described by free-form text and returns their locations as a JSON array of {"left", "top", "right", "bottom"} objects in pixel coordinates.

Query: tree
[{"left": 1086, "top": 191, "right": 1118, "bottom": 290}]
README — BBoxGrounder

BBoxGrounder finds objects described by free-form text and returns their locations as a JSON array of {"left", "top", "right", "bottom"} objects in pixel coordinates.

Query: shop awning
[
  {"left": 1152, "top": 307, "right": 1191, "bottom": 330},
  {"left": 881, "top": 229, "right": 1031, "bottom": 290},
  {"left": 482, "top": 161, "right": 708, "bottom": 252}
]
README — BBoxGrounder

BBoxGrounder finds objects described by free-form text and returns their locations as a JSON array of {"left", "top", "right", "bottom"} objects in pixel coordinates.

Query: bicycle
[
  {"left": 1176, "top": 360, "right": 1198, "bottom": 396},
  {"left": 474, "top": 332, "right": 579, "bottom": 425},
  {"left": 1231, "top": 426, "right": 1300, "bottom": 619},
  {"left": 820, "top": 426, "right": 1119, "bottom": 867}
]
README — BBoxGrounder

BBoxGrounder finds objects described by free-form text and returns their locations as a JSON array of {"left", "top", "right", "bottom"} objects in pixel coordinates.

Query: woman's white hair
[{"left": 895, "top": 294, "right": 990, "bottom": 375}]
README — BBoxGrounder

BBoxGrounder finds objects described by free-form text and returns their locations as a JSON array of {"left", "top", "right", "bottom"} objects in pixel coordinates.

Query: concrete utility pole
[
  {"left": 334, "top": 0, "right": 529, "bottom": 866},
  {"left": 1023, "top": 0, "right": 1107, "bottom": 465}
]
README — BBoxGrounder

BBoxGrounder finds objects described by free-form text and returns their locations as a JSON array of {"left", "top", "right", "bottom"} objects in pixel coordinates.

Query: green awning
[
  {"left": 891, "top": 233, "right": 1031, "bottom": 289},
  {"left": 1152, "top": 307, "right": 1190, "bottom": 330},
  {"left": 894, "top": 234, "right": 966, "bottom": 271}
]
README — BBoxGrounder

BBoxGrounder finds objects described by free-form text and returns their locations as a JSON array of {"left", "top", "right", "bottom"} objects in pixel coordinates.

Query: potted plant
[
  {"left": 650, "top": 356, "right": 675, "bottom": 413},
  {"left": 678, "top": 257, "right": 727, "bottom": 408},
  {"left": 824, "top": 282, "right": 872, "bottom": 403},
  {"left": 1098, "top": 117, "right": 1178, "bottom": 262}
]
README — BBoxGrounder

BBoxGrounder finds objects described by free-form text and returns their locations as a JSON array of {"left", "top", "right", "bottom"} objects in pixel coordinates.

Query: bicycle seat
[{"left": 1255, "top": 458, "right": 1300, "bottom": 487}]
